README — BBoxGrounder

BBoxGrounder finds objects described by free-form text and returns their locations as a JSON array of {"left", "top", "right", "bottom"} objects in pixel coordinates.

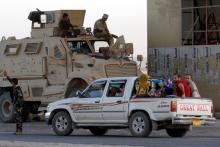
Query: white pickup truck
[{"left": 45, "top": 77, "right": 216, "bottom": 137}]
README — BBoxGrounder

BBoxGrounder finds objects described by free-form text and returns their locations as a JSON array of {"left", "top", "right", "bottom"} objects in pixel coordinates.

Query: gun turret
[{"left": 29, "top": 9, "right": 86, "bottom": 38}]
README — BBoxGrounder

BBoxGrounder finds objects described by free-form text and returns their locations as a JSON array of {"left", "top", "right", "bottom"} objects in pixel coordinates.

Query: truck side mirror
[
  {"left": 137, "top": 55, "right": 143, "bottom": 62},
  {"left": 76, "top": 90, "right": 82, "bottom": 97}
]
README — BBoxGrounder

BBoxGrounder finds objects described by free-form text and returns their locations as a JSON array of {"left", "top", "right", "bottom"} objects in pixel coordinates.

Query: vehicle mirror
[
  {"left": 76, "top": 90, "right": 82, "bottom": 97},
  {"left": 40, "top": 14, "right": 47, "bottom": 23},
  {"left": 125, "top": 43, "right": 133, "bottom": 55},
  {"left": 137, "top": 55, "right": 143, "bottom": 62}
]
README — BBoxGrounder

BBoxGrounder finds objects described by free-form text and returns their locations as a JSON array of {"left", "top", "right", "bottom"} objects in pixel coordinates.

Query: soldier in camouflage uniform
[
  {"left": 93, "top": 14, "right": 118, "bottom": 46},
  {"left": 4, "top": 71, "right": 24, "bottom": 135}
]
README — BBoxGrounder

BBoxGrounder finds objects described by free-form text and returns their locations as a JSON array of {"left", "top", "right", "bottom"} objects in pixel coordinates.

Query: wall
[
  {"left": 148, "top": 45, "right": 220, "bottom": 111},
  {"left": 148, "top": 0, "right": 182, "bottom": 48}
]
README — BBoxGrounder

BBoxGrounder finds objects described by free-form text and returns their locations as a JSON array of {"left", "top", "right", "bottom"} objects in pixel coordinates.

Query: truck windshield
[
  {"left": 67, "top": 41, "right": 92, "bottom": 54},
  {"left": 80, "top": 81, "right": 106, "bottom": 98},
  {"left": 93, "top": 41, "right": 109, "bottom": 53}
]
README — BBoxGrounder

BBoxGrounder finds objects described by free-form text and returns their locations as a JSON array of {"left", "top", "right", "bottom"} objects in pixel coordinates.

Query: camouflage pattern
[
  {"left": 13, "top": 86, "right": 24, "bottom": 133},
  {"left": 93, "top": 18, "right": 113, "bottom": 45},
  {"left": 15, "top": 105, "right": 23, "bottom": 133}
]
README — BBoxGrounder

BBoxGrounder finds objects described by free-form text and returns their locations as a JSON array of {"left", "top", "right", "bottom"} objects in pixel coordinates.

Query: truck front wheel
[
  {"left": 166, "top": 128, "right": 188, "bottom": 137},
  {"left": 129, "top": 111, "right": 152, "bottom": 137},
  {"left": 52, "top": 111, "right": 73, "bottom": 136}
]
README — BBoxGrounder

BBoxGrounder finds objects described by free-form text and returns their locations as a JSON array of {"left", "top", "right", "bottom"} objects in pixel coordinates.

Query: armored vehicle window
[
  {"left": 4, "top": 44, "right": 20, "bottom": 55},
  {"left": 24, "top": 42, "right": 42, "bottom": 54},
  {"left": 93, "top": 41, "right": 109, "bottom": 53},
  {"left": 67, "top": 41, "right": 91, "bottom": 54},
  {"left": 54, "top": 46, "right": 63, "bottom": 59}
]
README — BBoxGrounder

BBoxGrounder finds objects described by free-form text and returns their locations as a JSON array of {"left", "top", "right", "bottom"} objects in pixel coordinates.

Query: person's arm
[
  {"left": 104, "top": 22, "right": 110, "bottom": 34},
  {"left": 3, "top": 71, "right": 13, "bottom": 84},
  {"left": 178, "top": 83, "right": 185, "bottom": 98}
]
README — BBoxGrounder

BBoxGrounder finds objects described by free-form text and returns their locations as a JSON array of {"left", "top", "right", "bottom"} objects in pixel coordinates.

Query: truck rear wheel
[
  {"left": 89, "top": 127, "right": 108, "bottom": 136},
  {"left": 129, "top": 111, "right": 152, "bottom": 137},
  {"left": 0, "top": 92, "right": 15, "bottom": 123},
  {"left": 52, "top": 111, "right": 73, "bottom": 136},
  {"left": 166, "top": 128, "right": 188, "bottom": 137}
]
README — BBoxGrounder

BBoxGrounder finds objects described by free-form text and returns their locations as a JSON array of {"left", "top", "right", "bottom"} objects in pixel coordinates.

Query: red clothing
[{"left": 176, "top": 80, "right": 191, "bottom": 97}]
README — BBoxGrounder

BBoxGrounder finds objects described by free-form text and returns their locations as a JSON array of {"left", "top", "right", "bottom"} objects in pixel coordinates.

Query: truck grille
[{"left": 105, "top": 63, "right": 137, "bottom": 77}]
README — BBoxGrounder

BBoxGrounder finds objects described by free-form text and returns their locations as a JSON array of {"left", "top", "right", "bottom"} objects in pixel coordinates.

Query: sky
[{"left": 0, "top": 0, "right": 147, "bottom": 60}]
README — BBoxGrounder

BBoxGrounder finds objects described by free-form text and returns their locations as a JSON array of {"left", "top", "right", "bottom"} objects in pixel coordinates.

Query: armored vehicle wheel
[
  {"left": 0, "top": 92, "right": 15, "bottom": 123},
  {"left": 52, "top": 111, "right": 73, "bottom": 136},
  {"left": 129, "top": 112, "right": 152, "bottom": 137},
  {"left": 89, "top": 127, "right": 108, "bottom": 136},
  {"left": 166, "top": 128, "right": 188, "bottom": 137}
]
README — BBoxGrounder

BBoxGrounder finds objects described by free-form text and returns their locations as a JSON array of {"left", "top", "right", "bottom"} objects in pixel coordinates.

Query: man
[
  {"left": 59, "top": 13, "right": 74, "bottom": 37},
  {"left": 173, "top": 73, "right": 191, "bottom": 98},
  {"left": 185, "top": 74, "right": 201, "bottom": 97},
  {"left": 4, "top": 71, "right": 24, "bottom": 135},
  {"left": 93, "top": 14, "right": 118, "bottom": 46}
]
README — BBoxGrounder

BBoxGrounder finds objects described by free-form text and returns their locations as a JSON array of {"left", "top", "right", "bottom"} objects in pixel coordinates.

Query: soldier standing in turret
[
  {"left": 58, "top": 13, "right": 74, "bottom": 37},
  {"left": 4, "top": 71, "right": 24, "bottom": 135},
  {"left": 93, "top": 14, "right": 118, "bottom": 46}
]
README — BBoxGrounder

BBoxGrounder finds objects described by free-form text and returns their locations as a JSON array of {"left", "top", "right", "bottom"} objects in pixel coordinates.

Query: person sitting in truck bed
[{"left": 148, "top": 83, "right": 162, "bottom": 97}]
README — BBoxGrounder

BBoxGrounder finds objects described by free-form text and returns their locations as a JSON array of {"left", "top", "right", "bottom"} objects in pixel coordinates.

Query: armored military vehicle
[{"left": 0, "top": 9, "right": 141, "bottom": 122}]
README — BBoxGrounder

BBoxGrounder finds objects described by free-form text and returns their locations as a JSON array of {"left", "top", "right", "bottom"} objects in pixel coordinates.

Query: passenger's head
[
  {"left": 173, "top": 73, "right": 181, "bottom": 83},
  {"left": 119, "top": 84, "right": 125, "bottom": 91},
  {"left": 155, "top": 83, "right": 161, "bottom": 90},
  {"left": 185, "top": 74, "right": 192, "bottom": 82},
  {"left": 102, "top": 14, "right": 108, "bottom": 21}
]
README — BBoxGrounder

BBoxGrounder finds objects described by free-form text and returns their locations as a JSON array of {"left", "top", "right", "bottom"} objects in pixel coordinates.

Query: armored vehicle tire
[
  {"left": 0, "top": 92, "right": 15, "bottom": 123},
  {"left": 166, "top": 128, "right": 188, "bottom": 137},
  {"left": 129, "top": 112, "right": 152, "bottom": 137},
  {"left": 52, "top": 111, "right": 73, "bottom": 136},
  {"left": 89, "top": 127, "right": 108, "bottom": 136}
]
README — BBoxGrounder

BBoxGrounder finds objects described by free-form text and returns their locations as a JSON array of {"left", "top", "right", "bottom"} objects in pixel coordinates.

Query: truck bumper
[
  {"left": 172, "top": 117, "right": 216, "bottom": 126},
  {"left": 45, "top": 112, "right": 51, "bottom": 124}
]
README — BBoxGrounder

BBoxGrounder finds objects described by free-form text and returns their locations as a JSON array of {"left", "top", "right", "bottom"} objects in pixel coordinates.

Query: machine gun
[{"left": 28, "top": 8, "right": 44, "bottom": 23}]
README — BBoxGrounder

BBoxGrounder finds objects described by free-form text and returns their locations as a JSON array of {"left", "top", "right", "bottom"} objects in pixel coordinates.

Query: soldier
[
  {"left": 4, "top": 71, "right": 24, "bottom": 135},
  {"left": 93, "top": 14, "right": 118, "bottom": 46},
  {"left": 58, "top": 13, "right": 74, "bottom": 37}
]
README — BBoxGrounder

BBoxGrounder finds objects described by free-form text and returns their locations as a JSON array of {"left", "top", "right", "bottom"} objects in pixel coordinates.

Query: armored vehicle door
[{"left": 46, "top": 39, "right": 67, "bottom": 85}]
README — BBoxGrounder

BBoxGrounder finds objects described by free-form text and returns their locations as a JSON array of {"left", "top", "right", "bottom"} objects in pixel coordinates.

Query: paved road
[{"left": 0, "top": 120, "right": 220, "bottom": 147}]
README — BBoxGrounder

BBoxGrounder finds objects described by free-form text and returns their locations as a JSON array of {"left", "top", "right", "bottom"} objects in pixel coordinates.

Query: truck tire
[
  {"left": 89, "top": 127, "right": 108, "bottom": 136},
  {"left": 0, "top": 92, "right": 15, "bottom": 123},
  {"left": 166, "top": 128, "right": 188, "bottom": 137},
  {"left": 129, "top": 111, "right": 152, "bottom": 137},
  {"left": 52, "top": 111, "right": 73, "bottom": 136}
]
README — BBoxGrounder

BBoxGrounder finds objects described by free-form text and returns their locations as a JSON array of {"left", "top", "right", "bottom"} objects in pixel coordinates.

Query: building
[{"left": 148, "top": 0, "right": 220, "bottom": 112}]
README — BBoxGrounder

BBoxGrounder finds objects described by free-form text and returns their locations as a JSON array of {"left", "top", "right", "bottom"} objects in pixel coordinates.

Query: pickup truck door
[
  {"left": 73, "top": 81, "right": 107, "bottom": 123},
  {"left": 102, "top": 80, "right": 127, "bottom": 123}
]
